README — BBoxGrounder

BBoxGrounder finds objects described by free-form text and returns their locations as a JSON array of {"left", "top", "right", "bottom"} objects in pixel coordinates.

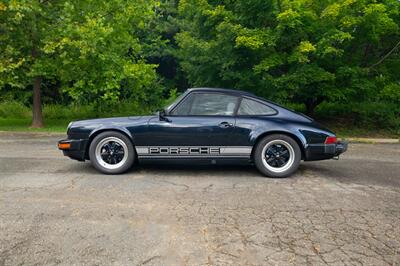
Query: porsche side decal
[{"left": 136, "top": 146, "right": 252, "bottom": 158}]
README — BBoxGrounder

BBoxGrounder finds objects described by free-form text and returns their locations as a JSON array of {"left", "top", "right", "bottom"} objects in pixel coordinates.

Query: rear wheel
[
  {"left": 89, "top": 131, "right": 135, "bottom": 174},
  {"left": 254, "top": 134, "right": 301, "bottom": 178}
]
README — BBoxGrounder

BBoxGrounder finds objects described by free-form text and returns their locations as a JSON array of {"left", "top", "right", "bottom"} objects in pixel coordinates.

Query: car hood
[{"left": 69, "top": 116, "right": 154, "bottom": 129}]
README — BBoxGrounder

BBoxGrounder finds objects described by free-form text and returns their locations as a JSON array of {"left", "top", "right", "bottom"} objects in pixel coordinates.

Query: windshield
[{"left": 165, "top": 92, "right": 185, "bottom": 112}]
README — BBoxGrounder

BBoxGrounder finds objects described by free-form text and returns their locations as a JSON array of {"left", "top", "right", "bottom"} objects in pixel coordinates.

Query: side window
[
  {"left": 171, "top": 93, "right": 239, "bottom": 116},
  {"left": 238, "top": 98, "right": 276, "bottom": 115}
]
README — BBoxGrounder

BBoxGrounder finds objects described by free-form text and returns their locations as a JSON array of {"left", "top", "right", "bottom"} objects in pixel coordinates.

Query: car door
[{"left": 141, "top": 92, "right": 239, "bottom": 156}]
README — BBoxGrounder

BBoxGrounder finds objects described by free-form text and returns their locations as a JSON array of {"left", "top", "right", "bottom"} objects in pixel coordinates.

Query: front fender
[{"left": 89, "top": 126, "right": 134, "bottom": 142}]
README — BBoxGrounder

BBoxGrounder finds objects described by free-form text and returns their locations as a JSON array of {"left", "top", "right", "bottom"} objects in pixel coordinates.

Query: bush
[
  {"left": 0, "top": 100, "right": 159, "bottom": 121},
  {"left": 43, "top": 104, "right": 97, "bottom": 120},
  {"left": 279, "top": 102, "right": 305, "bottom": 113},
  {"left": 0, "top": 101, "right": 31, "bottom": 118},
  {"left": 273, "top": 101, "right": 399, "bottom": 135},
  {"left": 43, "top": 102, "right": 158, "bottom": 120},
  {"left": 315, "top": 102, "right": 400, "bottom": 133}
]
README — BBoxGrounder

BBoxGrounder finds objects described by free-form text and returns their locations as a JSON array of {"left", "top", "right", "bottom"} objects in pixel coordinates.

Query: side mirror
[{"left": 158, "top": 109, "right": 171, "bottom": 122}]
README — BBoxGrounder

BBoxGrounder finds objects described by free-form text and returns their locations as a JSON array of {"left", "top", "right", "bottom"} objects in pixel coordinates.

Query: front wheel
[
  {"left": 89, "top": 131, "right": 135, "bottom": 174},
  {"left": 254, "top": 134, "right": 301, "bottom": 178}
]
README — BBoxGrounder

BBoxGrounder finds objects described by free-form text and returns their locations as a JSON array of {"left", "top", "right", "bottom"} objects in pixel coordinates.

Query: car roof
[{"left": 188, "top": 87, "right": 256, "bottom": 97}]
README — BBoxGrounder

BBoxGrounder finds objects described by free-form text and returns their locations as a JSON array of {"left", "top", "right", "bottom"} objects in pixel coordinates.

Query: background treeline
[{"left": 0, "top": 0, "right": 399, "bottom": 135}]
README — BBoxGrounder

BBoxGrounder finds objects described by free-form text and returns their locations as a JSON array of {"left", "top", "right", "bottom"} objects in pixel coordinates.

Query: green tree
[
  {"left": 176, "top": 0, "right": 400, "bottom": 115},
  {"left": 142, "top": 0, "right": 188, "bottom": 91},
  {"left": 0, "top": 0, "right": 160, "bottom": 127}
]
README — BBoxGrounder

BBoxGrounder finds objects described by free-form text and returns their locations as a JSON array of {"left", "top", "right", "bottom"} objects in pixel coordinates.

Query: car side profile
[{"left": 58, "top": 88, "right": 347, "bottom": 177}]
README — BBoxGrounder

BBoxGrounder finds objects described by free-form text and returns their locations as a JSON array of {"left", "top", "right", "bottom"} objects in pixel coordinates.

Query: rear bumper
[
  {"left": 334, "top": 141, "right": 348, "bottom": 156},
  {"left": 58, "top": 139, "right": 88, "bottom": 161},
  {"left": 305, "top": 141, "right": 348, "bottom": 161}
]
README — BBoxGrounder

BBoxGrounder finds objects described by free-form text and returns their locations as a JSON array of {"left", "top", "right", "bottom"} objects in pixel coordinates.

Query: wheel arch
[
  {"left": 85, "top": 128, "right": 135, "bottom": 160},
  {"left": 251, "top": 131, "right": 306, "bottom": 160}
]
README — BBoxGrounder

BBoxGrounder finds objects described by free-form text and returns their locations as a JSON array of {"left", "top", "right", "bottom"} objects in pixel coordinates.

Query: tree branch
[{"left": 369, "top": 40, "right": 400, "bottom": 68}]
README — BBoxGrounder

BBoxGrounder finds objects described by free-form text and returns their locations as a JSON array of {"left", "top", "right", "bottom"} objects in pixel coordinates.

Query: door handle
[{"left": 219, "top": 121, "right": 234, "bottom": 128}]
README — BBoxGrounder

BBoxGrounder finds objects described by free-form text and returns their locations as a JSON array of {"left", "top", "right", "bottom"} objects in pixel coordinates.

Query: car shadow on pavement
[
  {"left": 60, "top": 161, "right": 312, "bottom": 180},
  {"left": 71, "top": 161, "right": 261, "bottom": 176}
]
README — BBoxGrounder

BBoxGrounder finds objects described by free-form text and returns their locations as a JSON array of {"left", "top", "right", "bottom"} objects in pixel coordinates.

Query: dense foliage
[
  {"left": 0, "top": 0, "right": 399, "bottom": 131},
  {"left": 176, "top": 0, "right": 400, "bottom": 114},
  {"left": 0, "top": 0, "right": 162, "bottom": 126}
]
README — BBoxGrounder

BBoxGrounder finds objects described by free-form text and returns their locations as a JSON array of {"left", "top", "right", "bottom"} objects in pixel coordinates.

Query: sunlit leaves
[{"left": 277, "top": 8, "right": 303, "bottom": 29}]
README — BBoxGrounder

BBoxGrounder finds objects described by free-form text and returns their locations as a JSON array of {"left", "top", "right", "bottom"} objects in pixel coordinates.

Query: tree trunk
[
  {"left": 30, "top": 35, "right": 44, "bottom": 128},
  {"left": 31, "top": 76, "right": 44, "bottom": 128},
  {"left": 305, "top": 102, "right": 316, "bottom": 117}
]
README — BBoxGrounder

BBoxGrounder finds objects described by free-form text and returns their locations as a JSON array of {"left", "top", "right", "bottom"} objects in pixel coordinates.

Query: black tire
[
  {"left": 89, "top": 131, "right": 135, "bottom": 174},
  {"left": 253, "top": 134, "right": 301, "bottom": 178}
]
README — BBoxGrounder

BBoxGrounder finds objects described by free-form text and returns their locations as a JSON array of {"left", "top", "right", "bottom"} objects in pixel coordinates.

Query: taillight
[{"left": 325, "top": 136, "right": 337, "bottom": 144}]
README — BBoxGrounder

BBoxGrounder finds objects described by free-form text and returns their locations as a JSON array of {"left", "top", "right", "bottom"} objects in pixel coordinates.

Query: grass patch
[{"left": 0, "top": 118, "right": 68, "bottom": 132}]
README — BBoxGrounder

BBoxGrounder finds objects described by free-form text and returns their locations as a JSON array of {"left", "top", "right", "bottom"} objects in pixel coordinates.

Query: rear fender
[{"left": 250, "top": 126, "right": 308, "bottom": 148}]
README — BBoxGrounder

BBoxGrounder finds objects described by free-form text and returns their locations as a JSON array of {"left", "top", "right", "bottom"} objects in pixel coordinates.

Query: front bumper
[
  {"left": 58, "top": 139, "right": 88, "bottom": 161},
  {"left": 305, "top": 141, "right": 348, "bottom": 161}
]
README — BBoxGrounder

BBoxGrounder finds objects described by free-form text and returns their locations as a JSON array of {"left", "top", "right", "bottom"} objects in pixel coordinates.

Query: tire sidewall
[
  {"left": 254, "top": 134, "right": 301, "bottom": 178},
  {"left": 89, "top": 131, "right": 135, "bottom": 174}
]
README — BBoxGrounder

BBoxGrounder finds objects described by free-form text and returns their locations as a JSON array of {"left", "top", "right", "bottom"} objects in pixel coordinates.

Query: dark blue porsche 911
[{"left": 58, "top": 88, "right": 347, "bottom": 177}]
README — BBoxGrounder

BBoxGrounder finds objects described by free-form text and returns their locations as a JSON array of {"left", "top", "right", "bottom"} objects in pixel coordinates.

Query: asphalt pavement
[{"left": 0, "top": 132, "right": 399, "bottom": 265}]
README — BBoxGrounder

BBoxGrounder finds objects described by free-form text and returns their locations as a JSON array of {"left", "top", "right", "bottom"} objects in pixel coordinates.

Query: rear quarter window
[{"left": 238, "top": 98, "right": 277, "bottom": 115}]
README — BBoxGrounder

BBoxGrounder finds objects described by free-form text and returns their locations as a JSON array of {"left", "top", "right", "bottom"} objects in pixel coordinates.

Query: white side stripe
[
  {"left": 220, "top": 147, "right": 252, "bottom": 155},
  {"left": 135, "top": 146, "right": 252, "bottom": 157},
  {"left": 136, "top": 147, "right": 149, "bottom": 155}
]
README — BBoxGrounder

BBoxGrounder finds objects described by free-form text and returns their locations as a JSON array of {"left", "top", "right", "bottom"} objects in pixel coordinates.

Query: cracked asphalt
[{"left": 0, "top": 132, "right": 399, "bottom": 265}]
